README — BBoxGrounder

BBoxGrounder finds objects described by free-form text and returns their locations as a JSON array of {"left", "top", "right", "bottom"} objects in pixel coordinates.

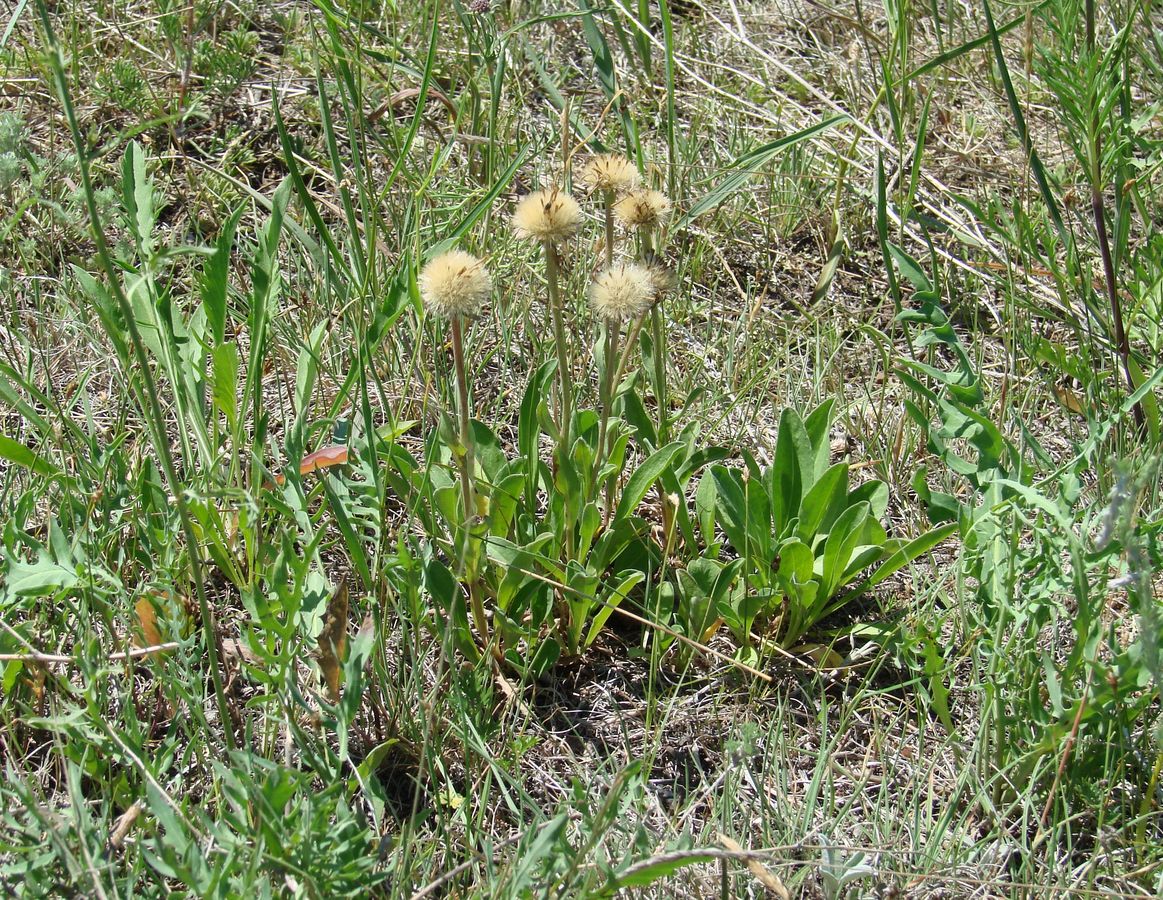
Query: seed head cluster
[
  {"left": 589, "top": 263, "right": 655, "bottom": 322},
  {"left": 419, "top": 250, "right": 493, "bottom": 319},
  {"left": 613, "top": 189, "right": 672, "bottom": 229},
  {"left": 512, "top": 187, "right": 583, "bottom": 243},
  {"left": 577, "top": 154, "right": 641, "bottom": 195}
]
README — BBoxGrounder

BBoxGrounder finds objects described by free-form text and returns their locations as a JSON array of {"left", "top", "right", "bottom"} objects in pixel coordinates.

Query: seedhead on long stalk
[
  {"left": 512, "top": 187, "right": 582, "bottom": 451},
  {"left": 613, "top": 189, "right": 672, "bottom": 233},
  {"left": 579, "top": 154, "right": 640, "bottom": 267},
  {"left": 420, "top": 249, "right": 493, "bottom": 647},
  {"left": 590, "top": 263, "right": 655, "bottom": 489}
]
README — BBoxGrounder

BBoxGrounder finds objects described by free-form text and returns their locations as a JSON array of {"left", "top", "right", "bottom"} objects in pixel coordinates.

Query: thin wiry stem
[{"left": 1084, "top": 0, "right": 1142, "bottom": 426}]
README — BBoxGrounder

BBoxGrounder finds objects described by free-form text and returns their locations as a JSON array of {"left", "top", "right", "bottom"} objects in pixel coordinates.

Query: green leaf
[
  {"left": 200, "top": 205, "right": 242, "bottom": 346},
  {"left": 2, "top": 526, "right": 78, "bottom": 602},
  {"left": 211, "top": 342, "right": 240, "bottom": 431},
  {"left": 121, "top": 141, "right": 156, "bottom": 261},
  {"left": 770, "top": 407, "right": 812, "bottom": 537},
  {"left": 488, "top": 473, "right": 524, "bottom": 539},
  {"left": 611, "top": 851, "right": 721, "bottom": 889},
  {"left": 886, "top": 242, "right": 934, "bottom": 295},
  {"left": 710, "top": 465, "right": 748, "bottom": 557},
  {"left": 695, "top": 471, "right": 718, "bottom": 548},
  {"left": 848, "top": 479, "right": 889, "bottom": 519},
  {"left": 803, "top": 399, "right": 835, "bottom": 479},
  {"left": 613, "top": 441, "right": 684, "bottom": 524},
  {"left": 819, "top": 502, "right": 869, "bottom": 600},
  {"left": 507, "top": 815, "right": 567, "bottom": 893},
  {"left": 520, "top": 360, "right": 556, "bottom": 504},
  {"left": 586, "top": 571, "right": 644, "bottom": 647},
  {"left": 862, "top": 522, "right": 956, "bottom": 591},
  {"left": 0, "top": 435, "right": 61, "bottom": 479},
  {"left": 796, "top": 463, "right": 849, "bottom": 544}
]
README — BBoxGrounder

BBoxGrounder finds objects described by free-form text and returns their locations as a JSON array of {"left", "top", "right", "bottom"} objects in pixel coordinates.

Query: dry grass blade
[{"left": 718, "top": 834, "right": 789, "bottom": 899}]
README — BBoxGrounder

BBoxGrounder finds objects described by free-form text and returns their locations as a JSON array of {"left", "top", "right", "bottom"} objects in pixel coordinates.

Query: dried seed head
[
  {"left": 577, "top": 154, "right": 641, "bottom": 195},
  {"left": 589, "top": 263, "right": 655, "bottom": 322},
  {"left": 642, "top": 250, "right": 676, "bottom": 298},
  {"left": 646, "top": 261, "right": 677, "bottom": 297},
  {"left": 613, "top": 189, "right": 673, "bottom": 229},
  {"left": 512, "top": 187, "right": 583, "bottom": 243},
  {"left": 419, "top": 250, "right": 492, "bottom": 319}
]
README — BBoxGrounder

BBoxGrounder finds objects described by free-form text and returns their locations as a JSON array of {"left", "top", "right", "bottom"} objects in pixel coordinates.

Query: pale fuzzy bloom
[
  {"left": 512, "top": 187, "right": 583, "bottom": 243},
  {"left": 589, "top": 263, "right": 655, "bottom": 322},
  {"left": 419, "top": 250, "right": 492, "bottom": 319},
  {"left": 613, "top": 189, "right": 672, "bottom": 229},
  {"left": 577, "top": 154, "right": 641, "bottom": 195}
]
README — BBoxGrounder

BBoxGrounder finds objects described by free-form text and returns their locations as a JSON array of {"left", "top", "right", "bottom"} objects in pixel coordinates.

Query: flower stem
[
  {"left": 603, "top": 189, "right": 615, "bottom": 268},
  {"left": 450, "top": 316, "right": 489, "bottom": 645},
  {"left": 612, "top": 310, "right": 649, "bottom": 394},
  {"left": 544, "top": 241, "right": 574, "bottom": 449},
  {"left": 641, "top": 231, "right": 669, "bottom": 444},
  {"left": 594, "top": 323, "right": 620, "bottom": 486},
  {"left": 543, "top": 240, "right": 575, "bottom": 561}
]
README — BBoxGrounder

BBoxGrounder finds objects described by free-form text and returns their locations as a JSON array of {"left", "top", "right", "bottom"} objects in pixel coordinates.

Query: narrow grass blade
[
  {"left": 675, "top": 115, "right": 849, "bottom": 229},
  {"left": 981, "top": 0, "right": 1067, "bottom": 244}
]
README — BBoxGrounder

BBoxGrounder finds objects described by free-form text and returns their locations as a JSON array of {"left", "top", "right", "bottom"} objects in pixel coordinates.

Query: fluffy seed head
[
  {"left": 419, "top": 250, "right": 492, "bottom": 319},
  {"left": 589, "top": 263, "right": 655, "bottom": 322},
  {"left": 577, "top": 154, "right": 641, "bottom": 195},
  {"left": 512, "top": 187, "right": 583, "bottom": 243},
  {"left": 613, "top": 189, "right": 673, "bottom": 229}
]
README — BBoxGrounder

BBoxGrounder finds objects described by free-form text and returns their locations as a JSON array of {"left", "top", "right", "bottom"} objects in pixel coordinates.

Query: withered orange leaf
[
  {"left": 134, "top": 596, "right": 165, "bottom": 650},
  {"left": 317, "top": 582, "right": 349, "bottom": 704},
  {"left": 299, "top": 444, "right": 349, "bottom": 476},
  {"left": 270, "top": 444, "right": 350, "bottom": 487}
]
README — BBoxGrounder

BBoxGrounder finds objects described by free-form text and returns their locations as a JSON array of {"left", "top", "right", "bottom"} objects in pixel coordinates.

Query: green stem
[
  {"left": 544, "top": 240, "right": 575, "bottom": 560},
  {"left": 641, "top": 231, "right": 668, "bottom": 444},
  {"left": 603, "top": 190, "right": 615, "bottom": 268},
  {"left": 450, "top": 316, "right": 489, "bottom": 646},
  {"left": 650, "top": 306, "right": 669, "bottom": 445},
  {"left": 612, "top": 310, "right": 649, "bottom": 398},
  {"left": 544, "top": 241, "right": 574, "bottom": 449},
  {"left": 594, "top": 323, "right": 620, "bottom": 489}
]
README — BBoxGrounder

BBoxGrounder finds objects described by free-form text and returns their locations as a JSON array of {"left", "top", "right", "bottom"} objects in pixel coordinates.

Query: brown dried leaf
[
  {"left": 317, "top": 582, "right": 349, "bottom": 704},
  {"left": 1052, "top": 382, "right": 1087, "bottom": 418}
]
